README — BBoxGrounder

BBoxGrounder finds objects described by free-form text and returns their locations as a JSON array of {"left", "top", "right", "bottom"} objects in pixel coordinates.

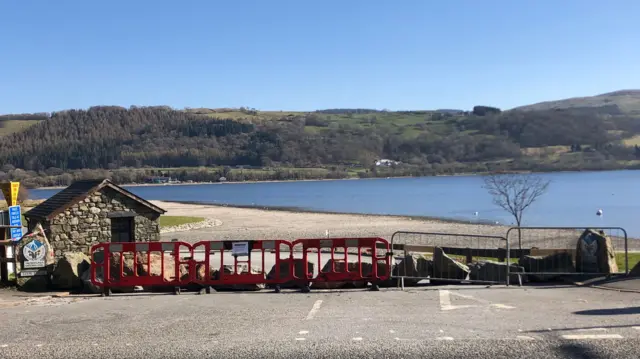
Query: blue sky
[{"left": 1, "top": 0, "right": 638, "bottom": 114}]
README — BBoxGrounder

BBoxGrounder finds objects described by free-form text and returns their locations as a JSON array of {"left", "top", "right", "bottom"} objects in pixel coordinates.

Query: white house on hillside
[{"left": 375, "top": 159, "right": 400, "bottom": 167}]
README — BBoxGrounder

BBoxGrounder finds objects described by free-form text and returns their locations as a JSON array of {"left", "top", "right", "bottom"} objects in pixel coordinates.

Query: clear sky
[{"left": 1, "top": 0, "right": 638, "bottom": 114}]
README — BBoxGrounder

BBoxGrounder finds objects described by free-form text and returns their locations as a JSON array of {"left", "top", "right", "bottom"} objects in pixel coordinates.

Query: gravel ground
[{"left": 154, "top": 201, "right": 639, "bottom": 250}]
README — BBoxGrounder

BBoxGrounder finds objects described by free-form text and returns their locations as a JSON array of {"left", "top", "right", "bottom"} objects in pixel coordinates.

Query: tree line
[{"left": 0, "top": 104, "right": 638, "bottom": 187}]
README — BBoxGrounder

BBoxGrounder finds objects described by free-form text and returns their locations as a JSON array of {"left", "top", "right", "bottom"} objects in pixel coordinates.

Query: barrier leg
[
  {"left": 174, "top": 286, "right": 181, "bottom": 295},
  {"left": 274, "top": 285, "right": 281, "bottom": 293},
  {"left": 300, "top": 284, "right": 311, "bottom": 293},
  {"left": 197, "top": 286, "right": 211, "bottom": 295},
  {"left": 102, "top": 287, "right": 112, "bottom": 297},
  {"left": 370, "top": 282, "right": 380, "bottom": 291}
]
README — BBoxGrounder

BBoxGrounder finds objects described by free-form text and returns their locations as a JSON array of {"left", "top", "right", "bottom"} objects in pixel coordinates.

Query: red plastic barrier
[
  {"left": 90, "top": 241, "right": 194, "bottom": 293},
  {"left": 291, "top": 237, "right": 391, "bottom": 287},
  {"left": 88, "top": 237, "right": 392, "bottom": 293},
  {"left": 191, "top": 240, "right": 294, "bottom": 288}
]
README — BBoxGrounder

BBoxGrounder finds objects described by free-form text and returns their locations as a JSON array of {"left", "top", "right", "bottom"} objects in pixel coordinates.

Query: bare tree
[{"left": 482, "top": 172, "right": 550, "bottom": 250}]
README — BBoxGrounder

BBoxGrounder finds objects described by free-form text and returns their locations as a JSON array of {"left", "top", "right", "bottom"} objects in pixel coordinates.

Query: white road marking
[
  {"left": 1, "top": 344, "right": 7, "bottom": 348},
  {"left": 437, "top": 337, "right": 454, "bottom": 341},
  {"left": 352, "top": 337, "right": 363, "bottom": 341},
  {"left": 577, "top": 328, "right": 607, "bottom": 332},
  {"left": 295, "top": 338, "right": 306, "bottom": 341},
  {"left": 633, "top": 326, "right": 640, "bottom": 330},
  {"left": 439, "top": 329, "right": 444, "bottom": 333},
  {"left": 36, "top": 344, "right": 43, "bottom": 347},
  {"left": 305, "top": 300, "right": 323, "bottom": 320},
  {"left": 389, "top": 330, "right": 395, "bottom": 334},
  {"left": 299, "top": 330, "right": 309, "bottom": 335},
  {"left": 439, "top": 290, "right": 476, "bottom": 311},
  {"left": 517, "top": 336, "right": 536, "bottom": 340},
  {"left": 561, "top": 334, "right": 623, "bottom": 340},
  {"left": 439, "top": 290, "right": 514, "bottom": 311}
]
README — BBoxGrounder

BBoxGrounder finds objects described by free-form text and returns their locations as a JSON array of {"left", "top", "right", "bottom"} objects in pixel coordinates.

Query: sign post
[
  {"left": 0, "top": 182, "right": 20, "bottom": 207},
  {"left": 8, "top": 205, "right": 23, "bottom": 240}
]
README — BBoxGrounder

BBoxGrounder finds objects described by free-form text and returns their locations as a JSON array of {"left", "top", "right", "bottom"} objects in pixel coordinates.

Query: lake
[{"left": 30, "top": 170, "right": 640, "bottom": 237}]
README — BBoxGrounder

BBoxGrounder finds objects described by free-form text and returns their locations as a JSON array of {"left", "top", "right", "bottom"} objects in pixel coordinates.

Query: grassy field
[
  {"left": 185, "top": 108, "right": 304, "bottom": 121},
  {"left": 159, "top": 215, "right": 205, "bottom": 228},
  {"left": 620, "top": 252, "right": 640, "bottom": 272},
  {"left": 0, "top": 199, "right": 43, "bottom": 211},
  {"left": 521, "top": 145, "right": 571, "bottom": 157},
  {"left": 0, "top": 119, "right": 42, "bottom": 136},
  {"left": 514, "top": 90, "right": 640, "bottom": 113},
  {"left": 623, "top": 135, "right": 640, "bottom": 147}
]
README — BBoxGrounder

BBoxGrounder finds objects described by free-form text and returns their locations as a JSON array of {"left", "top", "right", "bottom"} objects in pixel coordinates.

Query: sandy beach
[
  {"left": 153, "top": 201, "right": 637, "bottom": 251},
  {"left": 153, "top": 200, "right": 507, "bottom": 241}
]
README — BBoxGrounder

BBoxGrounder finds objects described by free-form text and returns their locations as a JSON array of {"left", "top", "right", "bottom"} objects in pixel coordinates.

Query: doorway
[{"left": 111, "top": 217, "right": 134, "bottom": 243}]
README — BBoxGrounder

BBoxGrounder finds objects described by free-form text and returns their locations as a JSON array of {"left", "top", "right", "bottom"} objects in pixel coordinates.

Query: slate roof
[{"left": 25, "top": 179, "right": 166, "bottom": 220}]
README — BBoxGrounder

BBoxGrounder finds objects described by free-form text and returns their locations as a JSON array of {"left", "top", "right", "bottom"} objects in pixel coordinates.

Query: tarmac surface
[
  {"left": 1, "top": 285, "right": 640, "bottom": 358},
  {"left": 580, "top": 276, "right": 640, "bottom": 293}
]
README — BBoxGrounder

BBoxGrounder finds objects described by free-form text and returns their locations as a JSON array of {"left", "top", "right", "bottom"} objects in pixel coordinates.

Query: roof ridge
[{"left": 25, "top": 179, "right": 165, "bottom": 220}]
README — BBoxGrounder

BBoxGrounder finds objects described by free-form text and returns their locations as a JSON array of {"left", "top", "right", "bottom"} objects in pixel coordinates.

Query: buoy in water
[
  {"left": 596, "top": 209, "right": 603, "bottom": 216},
  {"left": 473, "top": 211, "right": 479, "bottom": 216}
]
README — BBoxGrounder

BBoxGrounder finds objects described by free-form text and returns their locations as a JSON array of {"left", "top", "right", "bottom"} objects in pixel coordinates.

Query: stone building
[{"left": 24, "top": 179, "right": 166, "bottom": 259}]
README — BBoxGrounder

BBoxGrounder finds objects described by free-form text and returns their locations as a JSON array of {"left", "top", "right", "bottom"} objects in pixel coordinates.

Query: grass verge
[
  {"left": 159, "top": 216, "right": 205, "bottom": 228},
  {"left": 618, "top": 252, "right": 640, "bottom": 272}
]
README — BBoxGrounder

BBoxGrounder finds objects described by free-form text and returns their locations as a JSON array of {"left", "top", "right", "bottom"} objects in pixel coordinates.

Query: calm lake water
[{"left": 30, "top": 170, "right": 640, "bottom": 236}]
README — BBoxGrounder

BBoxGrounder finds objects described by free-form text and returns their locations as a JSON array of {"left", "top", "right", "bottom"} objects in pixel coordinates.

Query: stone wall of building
[{"left": 44, "top": 187, "right": 161, "bottom": 258}]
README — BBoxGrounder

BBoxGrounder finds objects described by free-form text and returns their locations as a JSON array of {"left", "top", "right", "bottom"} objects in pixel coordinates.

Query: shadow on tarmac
[{"left": 573, "top": 306, "right": 640, "bottom": 316}]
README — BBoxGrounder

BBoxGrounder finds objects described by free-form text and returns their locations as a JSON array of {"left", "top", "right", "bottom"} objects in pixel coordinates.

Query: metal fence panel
[
  {"left": 390, "top": 231, "right": 512, "bottom": 287},
  {"left": 505, "top": 226, "right": 629, "bottom": 284}
]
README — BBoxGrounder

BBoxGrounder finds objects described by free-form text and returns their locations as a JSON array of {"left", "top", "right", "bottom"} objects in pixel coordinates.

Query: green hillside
[
  {"left": 0, "top": 98, "right": 639, "bottom": 188},
  {"left": 514, "top": 90, "right": 640, "bottom": 114}
]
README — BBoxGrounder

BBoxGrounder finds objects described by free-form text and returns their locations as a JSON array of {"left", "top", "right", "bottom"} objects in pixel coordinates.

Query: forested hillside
[{"left": 0, "top": 103, "right": 639, "bottom": 188}]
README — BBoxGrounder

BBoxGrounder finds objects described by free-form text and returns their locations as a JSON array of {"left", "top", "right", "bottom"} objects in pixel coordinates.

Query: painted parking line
[
  {"left": 305, "top": 300, "right": 323, "bottom": 320},
  {"left": 436, "top": 337, "right": 454, "bottom": 341},
  {"left": 561, "top": 334, "right": 623, "bottom": 340},
  {"left": 516, "top": 336, "right": 537, "bottom": 340},
  {"left": 576, "top": 328, "right": 607, "bottom": 332}
]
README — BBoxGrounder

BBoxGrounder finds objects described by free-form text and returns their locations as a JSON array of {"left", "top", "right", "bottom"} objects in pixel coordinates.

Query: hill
[
  {"left": 0, "top": 100, "right": 639, "bottom": 188},
  {"left": 513, "top": 90, "right": 640, "bottom": 114}
]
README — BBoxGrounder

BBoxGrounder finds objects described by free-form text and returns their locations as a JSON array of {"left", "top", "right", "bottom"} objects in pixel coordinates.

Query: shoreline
[
  {"left": 164, "top": 200, "right": 503, "bottom": 228},
  {"left": 153, "top": 200, "right": 638, "bottom": 250},
  {"left": 31, "top": 168, "right": 637, "bottom": 191}
]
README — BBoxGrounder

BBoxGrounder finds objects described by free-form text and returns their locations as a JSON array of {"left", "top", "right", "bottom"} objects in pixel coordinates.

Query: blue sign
[{"left": 8, "top": 205, "right": 22, "bottom": 240}]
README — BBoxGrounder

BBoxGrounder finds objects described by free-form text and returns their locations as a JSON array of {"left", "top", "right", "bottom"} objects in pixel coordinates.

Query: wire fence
[
  {"left": 390, "top": 231, "right": 513, "bottom": 286},
  {"left": 505, "top": 227, "right": 628, "bottom": 284}
]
